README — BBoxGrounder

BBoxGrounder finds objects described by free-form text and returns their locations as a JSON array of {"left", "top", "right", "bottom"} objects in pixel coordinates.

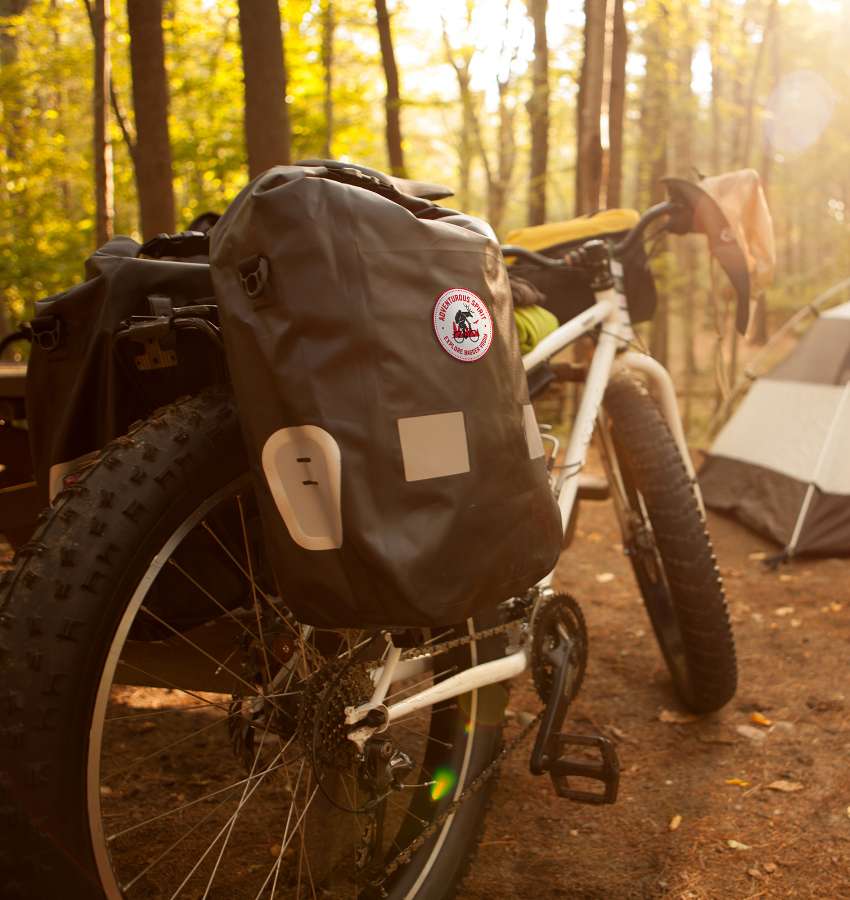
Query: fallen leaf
[
  {"left": 669, "top": 814, "right": 682, "bottom": 832},
  {"left": 768, "top": 780, "right": 804, "bottom": 793},
  {"left": 595, "top": 572, "right": 615, "bottom": 584},
  {"left": 725, "top": 778, "right": 751, "bottom": 788},
  {"left": 659, "top": 708, "right": 698, "bottom": 724},
  {"left": 774, "top": 606, "right": 795, "bottom": 617},
  {"left": 727, "top": 839, "right": 751, "bottom": 851},
  {"left": 750, "top": 712, "right": 772, "bottom": 727}
]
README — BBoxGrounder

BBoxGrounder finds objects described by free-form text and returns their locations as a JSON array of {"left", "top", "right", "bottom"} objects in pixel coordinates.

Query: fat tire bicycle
[{"left": 0, "top": 177, "right": 746, "bottom": 899}]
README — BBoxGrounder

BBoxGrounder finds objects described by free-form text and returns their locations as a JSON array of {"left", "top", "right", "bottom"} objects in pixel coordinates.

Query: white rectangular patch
[
  {"left": 397, "top": 412, "right": 470, "bottom": 482},
  {"left": 522, "top": 404, "right": 545, "bottom": 460}
]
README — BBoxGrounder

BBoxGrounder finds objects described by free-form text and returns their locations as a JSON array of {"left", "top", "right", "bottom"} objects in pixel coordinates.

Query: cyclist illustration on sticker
[{"left": 433, "top": 288, "right": 493, "bottom": 362}]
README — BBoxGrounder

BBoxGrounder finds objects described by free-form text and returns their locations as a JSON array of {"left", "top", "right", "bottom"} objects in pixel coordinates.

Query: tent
[{"left": 700, "top": 300, "right": 850, "bottom": 558}]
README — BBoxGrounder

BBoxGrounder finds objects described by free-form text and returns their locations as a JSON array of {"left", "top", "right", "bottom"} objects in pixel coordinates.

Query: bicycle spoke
[
  {"left": 202, "top": 519, "right": 322, "bottom": 664},
  {"left": 105, "top": 702, "right": 214, "bottom": 722},
  {"left": 393, "top": 721, "right": 453, "bottom": 749},
  {"left": 382, "top": 666, "right": 457, "bottom": 704},
  {"left": 104, "top": 709, "right": 234, "bottom": 783},
  {"left": 114, "top": 659, "right": 233, "bottom": 714},
  {"left": 254, "top": 759, "right": 306, "bottom": 899},
  {"left": 121, "top": 788, "right": 236, "bottom": 892},
  {"left": 167, "top": 558, "right": 289, "bottom": 673},
  {"left": 236, "top": 493, "right": 273, "bottom": 686},
  {"left": 166, "top": 742, "right": 288, "bottom": 900},
  {"left": 138, "top": 604, "right": 265, "bottom": 699},
  {"left": 271, "top": 784, "right": 320, "bottom": 898},
  {"left": 107, "top": 755, "right": 292, "bottom": 842},
  {"left": 200, "top": 711, "right": 277, "bottom": 899}
]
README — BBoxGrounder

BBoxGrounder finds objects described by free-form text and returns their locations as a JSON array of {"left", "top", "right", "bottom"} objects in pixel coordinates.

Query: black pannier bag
[
  {"left": 210, "top": 165, "right": 562, "bottom": 628},
  {"left": 26, "top": 237, "right": 220, "bottom": 502}
]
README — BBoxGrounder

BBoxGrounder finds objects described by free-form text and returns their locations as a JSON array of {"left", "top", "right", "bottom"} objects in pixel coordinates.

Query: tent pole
[{"left": 784, "top": 381, "right": 850, "bottom": 558}]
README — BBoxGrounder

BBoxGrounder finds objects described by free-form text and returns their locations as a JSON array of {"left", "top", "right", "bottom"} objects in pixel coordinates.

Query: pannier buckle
[
  {"left": 30, "top": 316, "right": 62, "bottom": 352},
  {"left": 238, "top": 255, "right": 269, "bottom": 300}
]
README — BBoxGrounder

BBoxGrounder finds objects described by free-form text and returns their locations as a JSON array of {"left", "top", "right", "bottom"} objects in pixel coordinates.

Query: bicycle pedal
[{"left": 545, "top": 732, "right": 619, "bottom": 805}]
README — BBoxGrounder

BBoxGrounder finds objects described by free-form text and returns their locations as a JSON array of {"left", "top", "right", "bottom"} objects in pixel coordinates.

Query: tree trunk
[
  {"left": 526, "top": 0, "right": 549, "bottom": 225},
  {"left": 93, "top": 0, "right": 114, "bottom": 246},
  {"left": 606, "top": 0, "right": 627, "bottom": 208},
  {"left": 321, "top": 0, "right": 334, "bottom": 158},
  {"left": 741, "top": 0, "right": 778, "bottom": 168},
  {"left": 375, "top": 0, "right": 406, "bottom": 177},
  {"left": 709, "top": 0, "right": 726, "bottom": 174},
  {"left": 0, "top": 0, "right": 30, "bottom": 340},
  {"left": 672, "top": 3, "right": 698, "bottom": 427},
  {"left": 639, "top": 2, "right": 670, "bottom": 365},
  {"left": 488, "top": 79, "right": 516, "bottom": 235},
  {"left": 237, "top": 0, "right": 291, "bottom": 177},
  {"left": 575, "top": 0, "right": 606, "bottom": 216},
  {"left": 441, "top": 6, "right": 476, "bottom": 210},
  {"left": 457, "top": 69, "right": 475, "bottom": 211},
  {"left": 750, "top": 0, "right": 781, "bottom": 345},
  {"left": 127, "top": 0, "right": 175, "bottom": 238}
]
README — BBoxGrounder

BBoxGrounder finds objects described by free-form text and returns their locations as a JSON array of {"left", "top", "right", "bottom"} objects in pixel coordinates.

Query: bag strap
[{"left": 139, "top": 230, "right": 210, "bottom": 260}]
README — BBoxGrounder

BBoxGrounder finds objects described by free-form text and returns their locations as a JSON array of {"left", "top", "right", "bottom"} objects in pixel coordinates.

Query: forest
[{"left": 1, "top": 0, "right": 849, "bottom": 437}]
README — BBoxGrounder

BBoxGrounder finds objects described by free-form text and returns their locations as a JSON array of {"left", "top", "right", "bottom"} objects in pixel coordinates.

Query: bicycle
[{"left": 0, "top": 173, "right": 748, "bottom": 899}]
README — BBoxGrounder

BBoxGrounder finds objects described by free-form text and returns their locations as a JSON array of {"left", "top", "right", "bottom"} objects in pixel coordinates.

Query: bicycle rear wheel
[{"left": 0, "top": 388, "right": 506, "bottom": 899}]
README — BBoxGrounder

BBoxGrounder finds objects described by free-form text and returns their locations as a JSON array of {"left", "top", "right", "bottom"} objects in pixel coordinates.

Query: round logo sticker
[{"left": 432, "top": 288, "right": 493, "bottom": 363}]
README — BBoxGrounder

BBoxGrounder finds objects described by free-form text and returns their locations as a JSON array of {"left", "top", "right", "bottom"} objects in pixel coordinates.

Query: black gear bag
[{"left": 210, "top": 165, "right": 562, "bottom": 628}]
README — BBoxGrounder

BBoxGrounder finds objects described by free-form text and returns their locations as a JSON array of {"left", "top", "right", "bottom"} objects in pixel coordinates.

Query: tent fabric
[
  {"left": 768, "top": 316, "right": 850, "bottom": 385},
  {"left": 700, "top": 305, "right": 850, "bottom": 557}
]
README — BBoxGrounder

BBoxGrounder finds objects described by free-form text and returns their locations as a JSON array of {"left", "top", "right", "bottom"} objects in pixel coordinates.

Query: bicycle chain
[
  {"left": 399, "top": 620, "right": 521, "bottom": 662},
  {"left": 364, "top": 611, "right": 543, "bottom": 896}
]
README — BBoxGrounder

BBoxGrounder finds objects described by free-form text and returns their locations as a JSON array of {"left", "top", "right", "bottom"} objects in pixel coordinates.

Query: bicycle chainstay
[{"left": 363, "top": 609, "right": 545, "bottom": 897}]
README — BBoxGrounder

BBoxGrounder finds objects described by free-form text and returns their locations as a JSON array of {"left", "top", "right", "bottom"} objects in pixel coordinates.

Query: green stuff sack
[
  {"left": 210, "top": 165, "right": 562, "bottom": 628},
  {"left": 513, "top": 305, "right": 559, "bottom": 354}
]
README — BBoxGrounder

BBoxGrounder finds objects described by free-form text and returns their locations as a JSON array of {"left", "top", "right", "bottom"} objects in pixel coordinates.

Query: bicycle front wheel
[
  {"left": 0, "top": 388, "right": 506, "bottom": 899},
  {"left": 604, "top": 376, "right": 737, "bottom": 713}
]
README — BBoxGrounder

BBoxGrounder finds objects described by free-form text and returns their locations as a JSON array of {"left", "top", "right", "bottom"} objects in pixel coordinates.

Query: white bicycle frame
[{"left": 346, "top": 265, "right": 701, "bottom": 740}]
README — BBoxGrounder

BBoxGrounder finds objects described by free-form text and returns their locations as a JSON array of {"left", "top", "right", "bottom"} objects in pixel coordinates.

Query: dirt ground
[
  {"left": 2, "top": 499, "right": 849, "bottom": 899},
  {"left": 459, "top": 500, "right": 850, "bottom": 900}
]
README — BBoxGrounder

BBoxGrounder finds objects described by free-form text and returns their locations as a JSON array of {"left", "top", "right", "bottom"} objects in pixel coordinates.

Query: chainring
[{"left": 531, "top": 593, "right": 588, "bottom": 709}]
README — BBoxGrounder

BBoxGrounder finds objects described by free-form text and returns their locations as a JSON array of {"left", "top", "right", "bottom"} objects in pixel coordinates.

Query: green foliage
[{"left": 1, "top": 0, "right": 849, "bottom": 424}]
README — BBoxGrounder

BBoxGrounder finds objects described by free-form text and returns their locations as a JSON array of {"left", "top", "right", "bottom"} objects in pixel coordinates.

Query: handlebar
[
  {"left": 501, "top": 185, "right": 750, "bottom": 334},
  {"left": 501, "top": 201, "right": 679, "bottom": 273}
]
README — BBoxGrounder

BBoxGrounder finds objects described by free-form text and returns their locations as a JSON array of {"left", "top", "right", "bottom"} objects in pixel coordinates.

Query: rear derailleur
[{"left": 530, "top": 593, "right": 620, "bottom": 804}]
